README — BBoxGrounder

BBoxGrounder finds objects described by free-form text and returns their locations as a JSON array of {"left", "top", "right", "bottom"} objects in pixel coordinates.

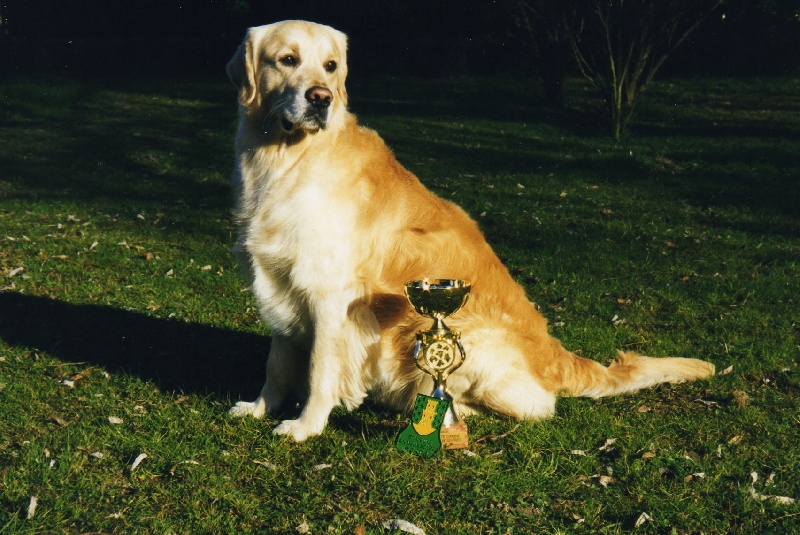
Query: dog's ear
[
  {"left": 227, "top": 29, "right": 259, "bottom": 107},
  {"left": 332, "top": 29, "right": 349, "bottom": 109}
]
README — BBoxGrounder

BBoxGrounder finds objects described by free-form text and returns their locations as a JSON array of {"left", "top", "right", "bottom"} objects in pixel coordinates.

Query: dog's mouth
[{"left": 281, "top": 110, "right": 328, "bottom": 133}]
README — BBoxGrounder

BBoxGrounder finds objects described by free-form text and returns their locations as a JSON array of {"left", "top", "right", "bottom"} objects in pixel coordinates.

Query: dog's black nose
[{"left": 305, "top": 86, "right": 333, "bottom": 108}]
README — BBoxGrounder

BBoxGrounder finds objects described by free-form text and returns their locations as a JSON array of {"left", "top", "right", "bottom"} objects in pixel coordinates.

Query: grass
[{"left": 1, "top": 72, "right": 798, "bottom": 534}]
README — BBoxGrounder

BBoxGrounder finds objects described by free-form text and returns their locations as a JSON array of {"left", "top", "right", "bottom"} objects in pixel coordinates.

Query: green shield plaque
[{"left": 396, "top": 394, "right": 450, "bottom": 457}]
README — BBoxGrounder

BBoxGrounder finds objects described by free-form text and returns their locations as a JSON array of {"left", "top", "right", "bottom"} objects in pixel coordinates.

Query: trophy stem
[
  {"left": 431, "top": 316, "right": 448, "bottom": 333},
  {"left": 430, "top": 383, "right": 459, "bottom": 428}
]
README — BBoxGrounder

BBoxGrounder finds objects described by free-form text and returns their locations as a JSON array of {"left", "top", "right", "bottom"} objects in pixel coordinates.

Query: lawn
[{"left": 1, "top": 73, "right": 798, "bottom": 534}]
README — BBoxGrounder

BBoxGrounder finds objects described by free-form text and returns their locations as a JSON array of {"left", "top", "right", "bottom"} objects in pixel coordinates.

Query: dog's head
[{"left": 227, "top": 20, "right": 348, "bottom": 136}]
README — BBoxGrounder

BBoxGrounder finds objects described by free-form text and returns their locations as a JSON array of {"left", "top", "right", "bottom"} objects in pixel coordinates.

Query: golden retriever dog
[{"left": 226, "top": 20, "right": 715, "bottom": 441}]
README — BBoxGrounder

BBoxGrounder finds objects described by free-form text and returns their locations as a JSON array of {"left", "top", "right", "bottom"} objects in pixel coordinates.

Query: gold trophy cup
[{"left": 405, "top": 279, "right": 471, "bottom": 449}]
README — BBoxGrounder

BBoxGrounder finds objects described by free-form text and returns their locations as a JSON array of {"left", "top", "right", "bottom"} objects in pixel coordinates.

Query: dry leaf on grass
[
  {"left": 598, "top": 438, "right": 616, "bottom": 452},
  {"left": 27, "top": 496, "right": 38, "bottom": 519},
  {"left": 592, "top": 474, "right": 616, "bottom": 487},
  {"left": 51, "top": 415, "right": 68, "bottom": 427},
  {"left": 382, "top": 518, "right": 425, "bottom": 535},
  {"left": 70, "top": 369, "right": 92, "bottom": 382},
  {"left": 599, "top": 475, "right": 616, "bottom": 487},
  {"left": 634, "top": 511, "right": 652, "bottom": 527},
  {"left": 130, "top": 453, "right": 147, "bottom": 472},
  {"left": 684, "top": 472, "right": 706, "bottom": 483},
  {"left": 749, "top": 472, "right": 796, "bottom": 505},
  {"left": 718, "top": 365, "right": 734, "bottom": 376},
  {"left": 728, "top": 435, "right": 743, "bottom": 445},
  {"left": 169, "top": 460, "right": 200, "bottom": 476},
  {"left": 695, "top": 399, "right": 719, "bottom": 407}
]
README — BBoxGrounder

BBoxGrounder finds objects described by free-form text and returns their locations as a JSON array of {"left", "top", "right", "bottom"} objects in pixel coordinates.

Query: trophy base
[{"left": 440, "top": 421, "right": 469, "bottom": 450}]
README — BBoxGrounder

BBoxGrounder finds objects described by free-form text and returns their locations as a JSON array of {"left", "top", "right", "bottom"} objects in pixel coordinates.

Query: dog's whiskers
[{"left": 262, "top": 96, "right": 294, "bottom": 135}]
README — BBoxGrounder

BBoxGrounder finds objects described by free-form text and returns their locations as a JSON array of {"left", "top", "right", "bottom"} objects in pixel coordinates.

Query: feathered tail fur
[{"left": 559, "top": 349, "right": 715, "bottom": 399}]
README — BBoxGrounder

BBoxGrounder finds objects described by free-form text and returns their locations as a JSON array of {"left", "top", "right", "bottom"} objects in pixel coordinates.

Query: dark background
[{"left": 1, "top": 0, "right": 799, "bottom": 78}]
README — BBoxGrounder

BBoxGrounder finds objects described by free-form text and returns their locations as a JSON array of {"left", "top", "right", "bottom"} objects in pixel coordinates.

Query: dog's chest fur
[{"left": 238, "top": 143, "right": 366, "bottom": 339}]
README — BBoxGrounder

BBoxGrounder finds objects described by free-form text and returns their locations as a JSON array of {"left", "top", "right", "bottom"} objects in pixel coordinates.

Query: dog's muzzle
[{"left": 282, "top": 86, "right": 333, "bottom": 132}]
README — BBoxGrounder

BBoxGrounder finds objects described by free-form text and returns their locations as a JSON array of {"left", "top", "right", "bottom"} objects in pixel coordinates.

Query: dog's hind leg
[
  {"left": 229, "top": 335, "right": 302, "bottom": 419},
  {"left": 460, "top": 370, "right": 557, "bottom": 422},
  {"left": 454, "top": 329, "right": 558, "bottom": 422}
]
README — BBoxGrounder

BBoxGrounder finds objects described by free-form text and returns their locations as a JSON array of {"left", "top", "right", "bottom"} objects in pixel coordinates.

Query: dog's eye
[
  {"left": 279, "top": 55, "right": 298, "bottom": 67},
  {"left": 324, "top": 60, "right": 337, "bottom": 73}
]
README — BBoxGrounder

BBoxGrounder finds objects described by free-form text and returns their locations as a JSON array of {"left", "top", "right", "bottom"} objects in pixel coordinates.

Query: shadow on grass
[
  {"left": 0, "top": 291, "right": 268, "bottom": 399},
  {"left": 0, "top": 292, "right": 406, "bottom": 440},
  {"left": 0, "top": 76, "right": 234, "bottom": 209}
]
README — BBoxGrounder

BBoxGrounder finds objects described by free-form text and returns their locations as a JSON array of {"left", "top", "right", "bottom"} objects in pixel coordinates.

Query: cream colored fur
[{"left": 226, "top": 20, "right": 715, "bottom": 441}]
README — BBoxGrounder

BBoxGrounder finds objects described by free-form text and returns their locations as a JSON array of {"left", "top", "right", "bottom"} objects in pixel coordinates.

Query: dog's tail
[{"left": 556, "top": 348, "right": 715, "bottom": 399}]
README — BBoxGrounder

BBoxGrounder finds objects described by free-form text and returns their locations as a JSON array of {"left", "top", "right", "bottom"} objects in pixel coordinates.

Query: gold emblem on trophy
[{"left": 404, "top": 279, "right": 471, "bottom": 450}]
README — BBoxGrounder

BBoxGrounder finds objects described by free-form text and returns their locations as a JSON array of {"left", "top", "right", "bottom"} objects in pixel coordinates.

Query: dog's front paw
[
  {"left": 272, "top": 419, "right": 321, "bottom": 442},
  {"left": 229, "top": 400, "right": 266, "bottom": 419}
]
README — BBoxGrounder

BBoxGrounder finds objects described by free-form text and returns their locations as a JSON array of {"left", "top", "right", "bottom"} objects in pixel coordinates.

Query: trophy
[{"left": 399, "top": 279, "right": 471, "bottom": 451}]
